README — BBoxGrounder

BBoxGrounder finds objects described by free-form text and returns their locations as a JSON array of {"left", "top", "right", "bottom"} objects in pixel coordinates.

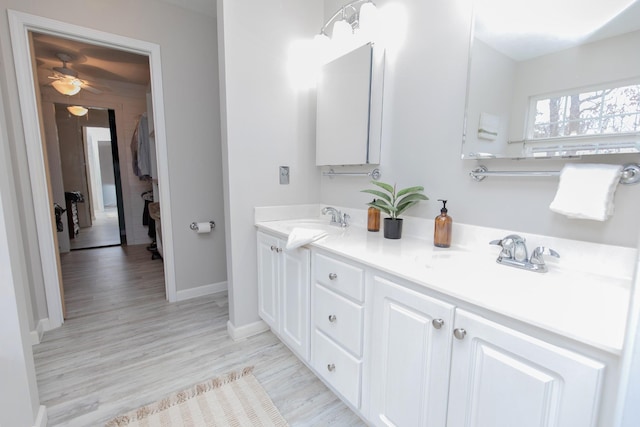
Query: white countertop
[{"left": 255, "top": 205, "right": 636, "bottom": 355}]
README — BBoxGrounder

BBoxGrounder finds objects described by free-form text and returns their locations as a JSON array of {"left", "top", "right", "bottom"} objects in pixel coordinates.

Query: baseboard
[
  {"left": 227, "top": 319, "right": 269, "bottom": 341},
  {"left": 175, "top": 281, "right": 227, "bottom": 302},
  {"left": 30, "top": 318, "right": 50, "bottom": 345},
  {"left": 33, "top": 405, "right": 47, "bottom": 427}
]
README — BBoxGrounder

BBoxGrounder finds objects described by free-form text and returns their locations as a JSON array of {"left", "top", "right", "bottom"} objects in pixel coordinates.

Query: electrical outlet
[{"left": 279, "top": 166, "right": 290, "bottom": 185}]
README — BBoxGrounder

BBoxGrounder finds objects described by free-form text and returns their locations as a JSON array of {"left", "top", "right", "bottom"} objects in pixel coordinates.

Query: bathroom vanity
[{"left": 255, "top": 206, "right": 633, "bottom": 426}]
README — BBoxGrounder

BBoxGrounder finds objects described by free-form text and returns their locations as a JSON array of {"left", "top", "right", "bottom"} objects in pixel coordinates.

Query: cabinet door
[
  {"left": 447, "top": 309, "right": 604, "bottom": 427},
  {"left": 369, "top": 276, "right": 455, "bottom": 427},
  {"left": 256, "top": 232, "right": 279, "bottom": 329},
  {"left": 280, "top": 247, "right": 311, "bottom": 361}
]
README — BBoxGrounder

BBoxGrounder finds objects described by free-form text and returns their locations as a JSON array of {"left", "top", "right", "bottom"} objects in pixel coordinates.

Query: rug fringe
[{"left": 105, "top": 366, "right": 255, "bottom": 427}]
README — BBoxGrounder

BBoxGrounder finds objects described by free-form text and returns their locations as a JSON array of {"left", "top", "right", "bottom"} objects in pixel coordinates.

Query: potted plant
[{"left": 362, "top": 181, "right": 428, "bottom": 239}]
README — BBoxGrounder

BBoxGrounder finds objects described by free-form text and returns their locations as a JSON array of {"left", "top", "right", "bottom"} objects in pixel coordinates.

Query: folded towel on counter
[
  {"left": 549, "top": 163, "right": 623, "bottom": 221},
  {"left": 286, "top": 228, "right": 328, "bottom": 250},
  {"left": 478, "top": 112, "right": 500, "bottom": 140}
]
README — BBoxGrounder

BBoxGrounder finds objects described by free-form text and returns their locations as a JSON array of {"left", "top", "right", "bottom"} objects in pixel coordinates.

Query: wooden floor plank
[{"left": 33, "top": 244, "right": 364, "bottom": 426}]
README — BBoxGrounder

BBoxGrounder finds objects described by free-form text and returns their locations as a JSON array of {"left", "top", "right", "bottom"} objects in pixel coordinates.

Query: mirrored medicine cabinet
[
  {"left": 316, "top": 42, "right": 385, "bottom": 166},
  {"left": 462, "top": 0, "right": 640, "bottom": 160}
]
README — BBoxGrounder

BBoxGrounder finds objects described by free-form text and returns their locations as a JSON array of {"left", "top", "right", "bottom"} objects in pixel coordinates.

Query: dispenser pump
[
  {"left": 439, "top": 199, "right": 448, "bottom": 214},
  {"left": 434, "top": 199, "right": 452, "bottom": 248}
]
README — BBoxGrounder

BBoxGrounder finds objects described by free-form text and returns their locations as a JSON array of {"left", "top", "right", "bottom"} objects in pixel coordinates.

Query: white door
[
  {"left": 369, "top": 276, "right": 455, "bottom": 427},
  {"left": 447, "top": 309, "right": 605, "bottom": 427},
  {"left": 256, "top": 232, "right": 279, "bottom": 329},
  {"left": 280, "top": 247, "right": 310, "bottom": 361}
]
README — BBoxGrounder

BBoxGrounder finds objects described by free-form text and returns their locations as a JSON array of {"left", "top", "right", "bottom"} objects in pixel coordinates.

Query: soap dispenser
[
  {"left": 434, "top": 199, "right": 452, "bottom": 248},
  {"left": 367, "top": 199, "right": 380, "bottom": 232}
]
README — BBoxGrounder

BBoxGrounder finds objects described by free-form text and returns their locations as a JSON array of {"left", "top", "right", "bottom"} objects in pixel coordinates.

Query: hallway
[{"left": 33, "top": 245, "right": 363, "bottom": 426}]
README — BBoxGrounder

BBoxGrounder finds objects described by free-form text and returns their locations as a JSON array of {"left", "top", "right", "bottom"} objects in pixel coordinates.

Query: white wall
[
  {"left": 98, "top": 141, "right": 117, "bottom": 207},
  {"left": 319, "top": 0, "right": 640, "bottom": 248},
  {"left": 218, "top": 0, "right": 323, "bottom": 330},
  {"left": 0, "top": 77, "right": 43, "bottom": 427}
]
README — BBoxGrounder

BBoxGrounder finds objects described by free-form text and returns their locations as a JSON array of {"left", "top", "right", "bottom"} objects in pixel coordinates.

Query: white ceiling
[{"left": 475, "top": 0, "right": 640, "bottom": 61}]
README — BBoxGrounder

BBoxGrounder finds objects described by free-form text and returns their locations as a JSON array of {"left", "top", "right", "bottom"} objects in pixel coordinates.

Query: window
[{"left": 530, "top": 83, "right": 640, "bottom": 140}]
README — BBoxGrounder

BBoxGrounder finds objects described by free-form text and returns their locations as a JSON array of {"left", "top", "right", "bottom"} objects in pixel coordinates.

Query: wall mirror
[
  {"left": 316, "top": 42, "right": 384, "bottom": 166},
  {"left": 462, "top": 0, "right": 640, "bottom": 160}
]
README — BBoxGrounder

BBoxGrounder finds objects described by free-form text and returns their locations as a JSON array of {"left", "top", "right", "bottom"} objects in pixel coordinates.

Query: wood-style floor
[
  {"left": 70, "top": 207, "right": 121, "bottom": 250},
  {"left": 33, "top": 245, "right": 364, "bottom": 426}
]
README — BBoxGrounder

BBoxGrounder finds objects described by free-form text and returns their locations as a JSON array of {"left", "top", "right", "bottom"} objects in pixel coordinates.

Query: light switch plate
[{"left": 279, "top": 166, "right": 290, "bottom": 185}]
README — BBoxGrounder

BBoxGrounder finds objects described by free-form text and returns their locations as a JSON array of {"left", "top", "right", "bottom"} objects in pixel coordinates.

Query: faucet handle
[
  {"left": 529, "top": 246, "right": 560, "bottom": 265},
  {"left": 341, "top": 213, "right": 350, "bottom": 228},
  {"left": 490, "top": 234, "right": 525, "bottom": 259}
]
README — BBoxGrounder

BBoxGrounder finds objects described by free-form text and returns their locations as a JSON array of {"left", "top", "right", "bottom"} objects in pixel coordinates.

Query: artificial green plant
[{"left": 362, "top": 181, "right": 428, "bottom": 219}]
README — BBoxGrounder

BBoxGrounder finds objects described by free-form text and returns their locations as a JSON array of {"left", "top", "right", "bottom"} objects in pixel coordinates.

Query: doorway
[
  {"left": 55, "top": 106, "right": 126, "bottom": 251},
  {"left": 9, "top": 11, "right": 177, "bottom": 329}
]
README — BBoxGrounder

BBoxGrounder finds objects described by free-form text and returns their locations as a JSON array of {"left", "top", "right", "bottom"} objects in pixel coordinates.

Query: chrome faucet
[
  {"left": 321, "top": 207, "right": 349, "bottom": 228},
  {"left": 490, "top": 235, "right": 559, "bottom": 273}
]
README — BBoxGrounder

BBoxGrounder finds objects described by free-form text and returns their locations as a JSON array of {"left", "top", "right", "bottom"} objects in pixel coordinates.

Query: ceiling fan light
[
  {"left": 52, "top": 79, "right": 81, "bottom": 96},
  {"left": 67, "top": 106, "right": 88, "bottom": 116}
]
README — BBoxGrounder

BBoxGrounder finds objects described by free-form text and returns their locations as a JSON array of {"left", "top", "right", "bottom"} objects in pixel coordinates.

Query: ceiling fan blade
[{"left": 81, "top": 83, "right": 102, "bottom": 94}]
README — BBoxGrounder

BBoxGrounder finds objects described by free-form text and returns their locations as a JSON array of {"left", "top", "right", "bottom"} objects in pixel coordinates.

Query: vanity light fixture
[
  {"left": 317, "top": 0, "right": 378, "bottom": 43},
  {"left": 52, "top": 77, "right": 82, "bottom": 96},
  {"left": 289, "top": 0, "right": 379, "bottom": 90},
  {"left": 67, "top": 105, "right": 88, "bottom": 117}
]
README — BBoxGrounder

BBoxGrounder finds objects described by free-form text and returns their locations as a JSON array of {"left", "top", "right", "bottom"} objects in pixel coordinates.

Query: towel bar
[
  {"left": 470, "top": 163, "right": 640, "bottom": 185},
  {"left": 323, "top": 168, "right": 381, "bottom": 180}
]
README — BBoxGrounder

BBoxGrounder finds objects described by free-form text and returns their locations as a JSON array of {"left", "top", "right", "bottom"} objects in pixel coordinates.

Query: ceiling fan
[{"left": 48, "top": 53, "right": 102, "bottom": 95}]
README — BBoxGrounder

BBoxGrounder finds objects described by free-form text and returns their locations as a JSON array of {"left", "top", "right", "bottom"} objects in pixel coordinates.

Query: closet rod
[
  {"left": 470, "top": 163, "right": 640, "bottom": 185},
  {"left": 323, "top": 168, "right": 381, "bottom": 180}
]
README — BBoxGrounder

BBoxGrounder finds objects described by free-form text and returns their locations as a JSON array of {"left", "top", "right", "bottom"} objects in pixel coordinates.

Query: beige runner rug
[{"left": 105, "top": 366, "right": 288, "bottom": 426}]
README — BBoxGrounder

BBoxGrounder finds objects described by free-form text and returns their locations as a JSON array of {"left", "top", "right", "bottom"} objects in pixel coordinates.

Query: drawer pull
[
  {"left": 328, "top": 314, "right": 337, "bottom": 323},
  {"left": 432, "top": 318, "right": 444, "bottom": 329},
  {"left": 453, "top": 328, "right": 467, "bottom": 340},
  {"left": 327, "top": 363, "right": 336, "bottom": 372},
  {"left": 329, "top": 272, "right": 338, "bottom": 280}
]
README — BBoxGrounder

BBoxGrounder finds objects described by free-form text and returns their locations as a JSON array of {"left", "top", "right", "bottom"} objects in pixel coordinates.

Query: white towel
[
  {"left": 478, "top": 112, "right": 500, "bottom": 141},
  {"left": 285, "top": 228, "right": 328, "bottom": 250},
  {"left": 549, "top": 163, "right": 623, "bottom": 221}
]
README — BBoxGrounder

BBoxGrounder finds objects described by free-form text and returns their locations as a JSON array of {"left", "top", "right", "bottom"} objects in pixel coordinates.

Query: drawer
[
  {"left": 314, "top": 252, "right": 364, "bottom": 302},
  {"left": 312, "top": 329, "right": 362, "bottom": 409},
  {"left": 314, "top": 284, "right": 363, "bottom": 357}
]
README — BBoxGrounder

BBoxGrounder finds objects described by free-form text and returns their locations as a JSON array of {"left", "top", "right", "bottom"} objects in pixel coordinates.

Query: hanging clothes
[{"left": 131, "top": 113, "right": 151, "bottom": 180}]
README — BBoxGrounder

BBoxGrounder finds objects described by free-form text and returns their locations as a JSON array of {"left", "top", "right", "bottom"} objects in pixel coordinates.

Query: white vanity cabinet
[
  {"left": 256, "top": 231, "right": 310, "bottom": 361},
  {"left": 311, "top": 252, "right": 366, "bottom": 409},
  {"left": 447, "top": 309, "right": 605, "bottom": 427},
  {"left": 254, "top": 226, "right": 613, "bottom": 427},
  {"left": 368, "top": 275, "right": 455, "bottom": 427}
]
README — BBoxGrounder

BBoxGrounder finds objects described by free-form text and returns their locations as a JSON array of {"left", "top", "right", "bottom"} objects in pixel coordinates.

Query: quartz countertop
[{"left": 255, "top": 208, "right": 635, "bottom": 355}]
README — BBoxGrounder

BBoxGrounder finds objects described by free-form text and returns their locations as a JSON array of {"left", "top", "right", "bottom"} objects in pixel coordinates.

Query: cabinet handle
[
  {"left": 453, "top": 328, "right": 467, "bottom": 340},
  {"left": 327, "top": 363, "right": 336, "bottom": 372},
  {"left": 270, "top": 245, "right": 276, "bottom": 251},
  {"left": 276, "top": 247, "right": 282, "bottom": 253},
  {"left": 432, "top": 318, "right": 444, "bottom": 329},
  {"left": 328, "top": 273, "right": 338, "bottom": 280},
  {"left": 328, "top": 314, "right": 337, "bottom": 323}
]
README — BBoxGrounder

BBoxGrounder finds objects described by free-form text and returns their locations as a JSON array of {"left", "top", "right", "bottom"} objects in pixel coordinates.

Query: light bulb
[
  {"left": 332, "top": 19, "right": 353, "bottom": 42},
  {"left": 358, "top": 2, "right": 379, "bottom": 37}
]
